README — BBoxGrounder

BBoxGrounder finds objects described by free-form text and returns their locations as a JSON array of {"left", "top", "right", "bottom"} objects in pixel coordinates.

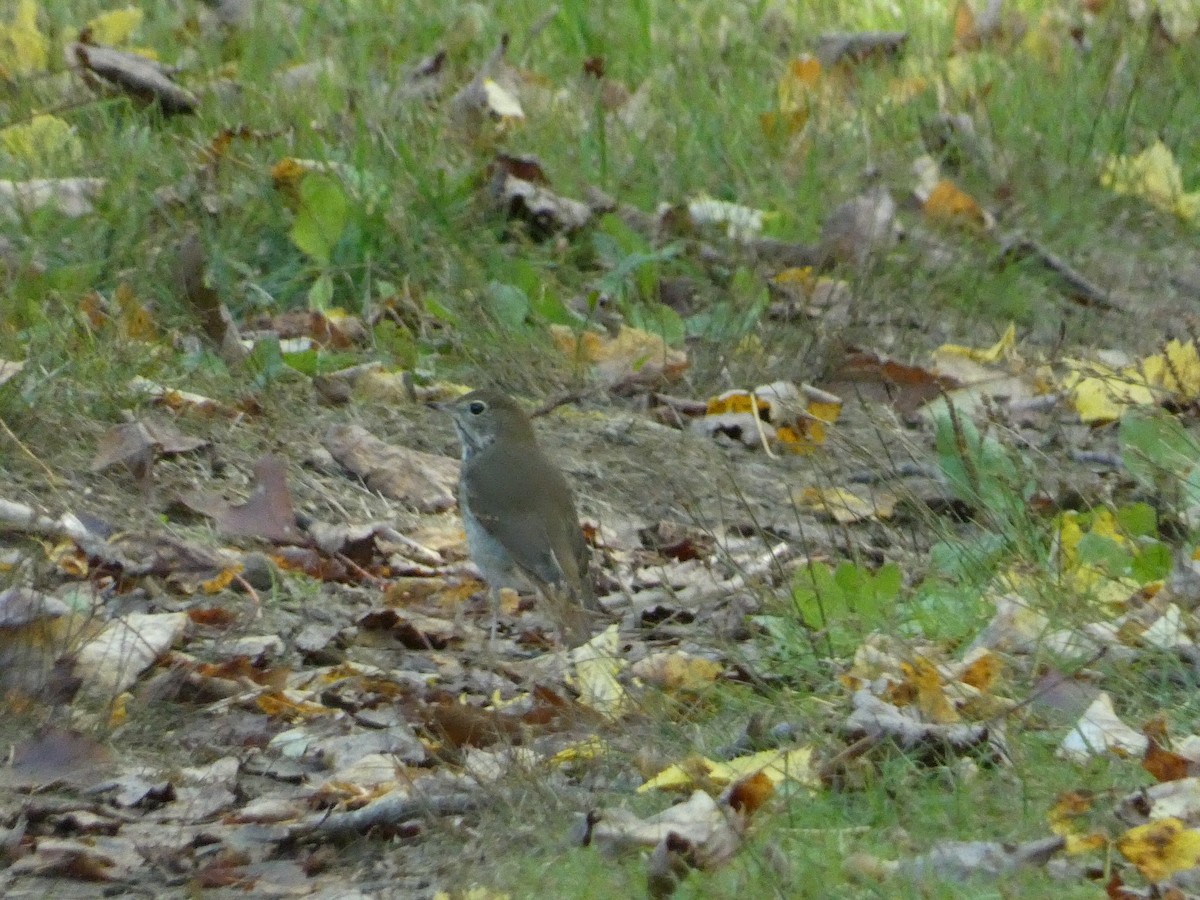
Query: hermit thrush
[{"left": 447, "top": 390, "right": 599, "bottom": 640}]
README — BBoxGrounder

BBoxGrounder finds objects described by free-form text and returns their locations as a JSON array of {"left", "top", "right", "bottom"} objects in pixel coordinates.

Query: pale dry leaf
[
  {"left": 1057, "top": 692, "right": 1149, "bottom": 762},
  {"left": 0, "top": 358, "right": 24, "bottom": 386},
  {"left": 74, "top": 611, "right": 187, "bottom": 698},
  {"left": 323, "top": 423, "right": 458, "bottom": 513},
  {"left": 0, "top": 177, "right": 104, "bottom": 219}
]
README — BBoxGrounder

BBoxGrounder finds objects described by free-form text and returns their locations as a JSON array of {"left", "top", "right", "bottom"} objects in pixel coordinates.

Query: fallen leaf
[
  {"left": 550, "top": 324, "right": 688, "bottom": 388},
  {"left": 1101, "top": 140, "right": 1200, "bottom": 224},
  {"left": 1117, "top": 818, "right": 1200, "bottom": 882},
  {"left": 217, "top": 456, "right": 305, "bottom": 544},
  {"left": 1057, "top": 692, "right": 1149, "bottom": 762},
  {"left": 67, "top": 42, "right": 197, "bottom": 115}
]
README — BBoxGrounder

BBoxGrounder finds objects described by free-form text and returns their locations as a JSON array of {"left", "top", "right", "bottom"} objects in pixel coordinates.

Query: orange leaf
[{"left": 923, "top": 179, "right": 987, "bottom": 229}]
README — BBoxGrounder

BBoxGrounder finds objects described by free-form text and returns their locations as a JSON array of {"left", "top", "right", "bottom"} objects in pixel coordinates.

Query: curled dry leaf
[
  {"left": 447, "top": 34, "right": 524, "bottom": 138},
  {"left": 173, "top": 230, "right": 246, "bottom": 364},
  {"left": 67, "top": 42, "right": 198, "bottom": 115},
  {"left": 1058, "top": 692, "right": 1150, "bottom": 762},
  {"left": 848, "top": 836, "right": 1064, "bottom": 883},
  {"left": 489, "top": 170, "right": 592, "bottom": 238},
  {"left": 128, "top": 376, "right": 224, "bottom": 415},
  {"left": 323, "top": 423, "right": 458, "bottom": 513},
  {"left": 91, "top": 418, "right": 208, "bottom": 479},
  {"left": 692, "top": 381, "right": 841, "bottom": 454},
  {"left": 393, "top": 48, "right": 448, "bottom": 102},
  {"left": 816, "top": 187, "right": 897, "bottom": 269},
  {"left": 843, "top": 690, "right": 1008, "bottom": 766},
  {"left": 1116, "top": 776, "right": 1200, "bottom": 827},
  {"left": 582, "top": 773, "right": 774, "bottom": 895},
  {"left": 826, "top": 346, "right": 958, "bottom": 416}
]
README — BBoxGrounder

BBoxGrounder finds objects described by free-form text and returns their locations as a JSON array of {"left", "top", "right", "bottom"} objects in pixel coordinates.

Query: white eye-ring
[{"left": 469, "top": 400, "right": 487, "bottom": 415}]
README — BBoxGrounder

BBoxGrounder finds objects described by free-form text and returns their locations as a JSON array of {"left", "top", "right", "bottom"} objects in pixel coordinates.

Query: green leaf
[
  {"left": 485, "top": 281, "right": 531, "bottom": 328},
  {"left": 280, "top": 349, "right": 360, "bottom": 376},
  {"left": 1116, "top": 502, "right": 1158, "bottom": 537},
  {"left": 529, "top": 285, "right": 574, "bottom": 325},
  {"left": 1132, "top": 541, "right": 1172, "bottom": 582},
  {"left": 932, "top": 409, "right": 1025, "bottom": 519},
  {"left": 290, "top": 174, "right": 349, "bottom": 266},
  {"left": 307, "top": 272, "right": 334, "bottom": 311},
  {"left": 246, "top": 336, "right": 288, "bottom": 388},
  {"left": 928, "top": 532, "right": 1008, "bottom": 582},
  {"left": 872, "top": 562, "right": 904, "bottom": 602},
  {"left": 373, "top": 319, "right": 417, "bottom": 368},
  {"left": 597, "top": 213, "right": 651, "bottom": 256},
  {"left": 423, "top": 295, "right": 459, "bottom": 325},
  {"left": 1076, "top": 532, "right": 1132, "bottom": 575},
  {"left": 627, "top": 302, "right": 685, "bottom": 346},
  {"left": 1119, "top": 409, "right": 1200, "bottom": 490}
]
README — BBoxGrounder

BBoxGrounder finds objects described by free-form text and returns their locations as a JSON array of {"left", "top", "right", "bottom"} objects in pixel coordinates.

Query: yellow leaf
[
  {"left": 935, "top": 323, "right": 1017, "bottom": 364},
  {"left": 630, "top": 651, "right": 722, "bottom": 691},
  {"left": 898, "top": 657, "right": 960, "bottom": 724},
  {"left": 115, "top": 282, "right": 157, "bottom": 341},
  {"left": 549, "top": 324, "right": 688, "bottom": 384},
  {"left": 1142, "top": 339, "right": 1200, "bottom": 397},
  {"left": 759, "top": 109, "right": 808, "bottom": 138},
  {"left": 549, "top": 737, "right": 606, "bottom": 765},
  {"left": 707, "top": 747, "right": 816, "bottom": 787},
  {"left": 1064, "top": 833, "right": 1107, "bottom": 855},
  {"left": 0, "top": 114, "right": 82, "bottom": 164},
  {"left": 201, "top": 565, "right": 242, "bottom": 594},
  {"left": 1101, "top": 140, "right": 1200, "bottom": 224},
  {"left": 778, "top": 56, "right": 821, "bottom": 113},
  {"left": 84, "top": 7, "right": 143, "bottom": 46},
  {"left": 772, "top": 267, "right": 815, "bottom": 287},
  {"left": 0, "top": 0, "right": 48, "bottom": 76},
  {"left": 639, "top": 748, "right": 816, "bottom": 793},
  {"left": 1063, "top": 358, "right": 1158, "bottom": 424},
  {"left": 1118, "top": 818, "right": 1200, "bottom": 882},
  {"left": 706, "top": 391, "right": 767, "bottom": 416}
]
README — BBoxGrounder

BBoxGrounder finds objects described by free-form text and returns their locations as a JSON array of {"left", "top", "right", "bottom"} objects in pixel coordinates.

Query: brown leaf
[
  {"left": 173, "top": 230, "right": 247, "bottom": 363},
  {"left": 92, "top": 417, "right": 206, "bottom": 481},
  {"left": 323, "top": 424, "right": 458, "bottom": 513},
  {"left": 68, "top": 42, "right": 198, "bottom": 115},
  {"left": 826, "top": 347, "right": 958, "bottom": 416},
  {"left": 421, "top": 700, "right": 524, "bottom": 749},
  {"left": 0, "top": 727, "right": 113, "bottom": 790},
  {"left": 217, "top": 456, "right": 304, "bottom": 544},
  {"left": 91, "top": 421, "right": 156, "bottom": 483}
]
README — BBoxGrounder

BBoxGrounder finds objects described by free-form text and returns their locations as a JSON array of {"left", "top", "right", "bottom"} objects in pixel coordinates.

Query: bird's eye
[{"left": 469, "top": 400, "right": 487, "bottom": 415}]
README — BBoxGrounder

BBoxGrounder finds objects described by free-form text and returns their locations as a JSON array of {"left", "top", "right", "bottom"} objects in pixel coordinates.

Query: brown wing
[{"left": 462, "top": 445, "right": 572, "bottom": 588}]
